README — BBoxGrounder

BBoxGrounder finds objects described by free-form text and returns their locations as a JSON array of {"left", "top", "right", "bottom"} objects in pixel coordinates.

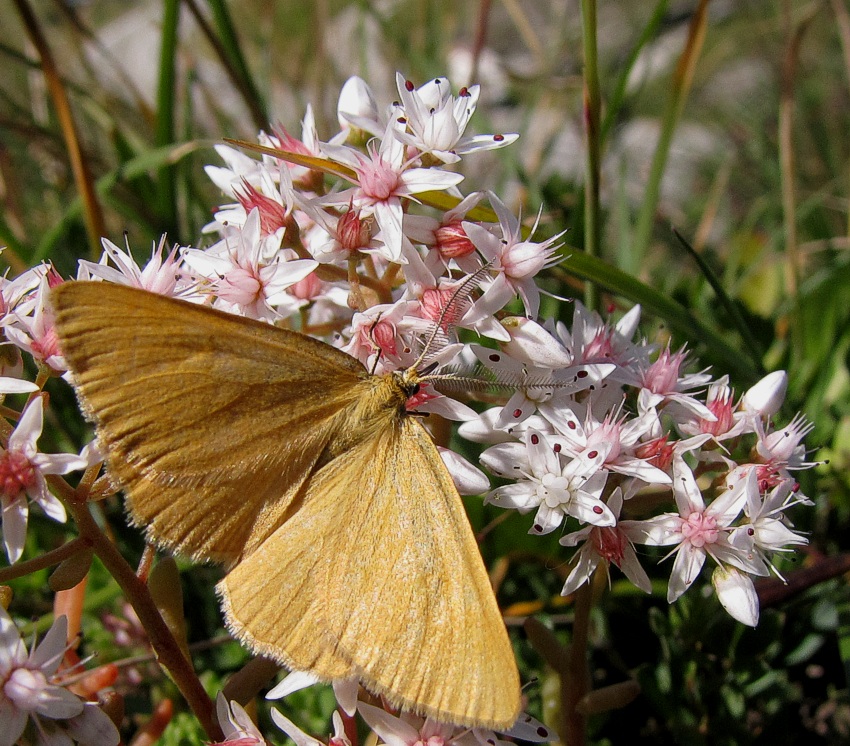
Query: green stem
[
  {"left": 580, "top": 0, "right": 601, "bottom": 312},
  {"left": 564, "top": 582, "right": 592, "bottom": 745}
]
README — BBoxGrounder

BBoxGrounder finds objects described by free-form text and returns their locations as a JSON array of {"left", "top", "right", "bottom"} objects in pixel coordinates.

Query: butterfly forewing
[{"left": 52, "top": 282, "right": 367, "bottom": 564}]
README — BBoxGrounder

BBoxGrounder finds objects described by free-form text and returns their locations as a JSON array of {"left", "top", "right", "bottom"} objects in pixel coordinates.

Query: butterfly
[{"left": 51, "top": 280, "right": 521, "bottom": 729}]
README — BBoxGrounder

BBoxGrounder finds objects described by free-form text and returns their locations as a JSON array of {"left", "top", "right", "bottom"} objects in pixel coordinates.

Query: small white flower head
[
  {"left": 640, "top": 460, "right": 769, "bottom": 604},
  {"left": 182, "top": 208, "right": 318, "bottom": 320},
  {"left": 635, "top": 344, "right": 715, "bottom": 424},
  {"left": 4, "top": 275, "right": 66, "bottom": 373},
  {"left": 78, "top": 235, "right": 189, "bottom": 298},
  {"left": 393, "top": 73, "right": 518, "bottom": 164},
  {"left": 755, "top": 413, "right": 815, "bottom": 471},
  {"left": 484, "top": 429, "right": 614, "bottom": 535},
  {"left": 559, "top": 486, "right": 653, "bottom": 595},
  {"left": 0, "top": 397, "right": 88, "bottom": 562},
  {"left": 555, "top": 300, "right": 647, "bottom": 378},
  {"left": 320, "top": 117, "right": 464, "bottom": 262},
  {"left": 729, "top": 476, "right": 808, "bottom": 582},
  {"left": 462, "top": 193, "right": 563, "bottom": 326},
  {"left": 0, "top": 608, "right": 119, "bottom": 745}
]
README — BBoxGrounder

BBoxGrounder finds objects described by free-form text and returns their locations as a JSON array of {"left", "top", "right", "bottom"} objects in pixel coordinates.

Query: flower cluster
[{"left": 0, "top": 72, "right": 816, "bottom": 742}]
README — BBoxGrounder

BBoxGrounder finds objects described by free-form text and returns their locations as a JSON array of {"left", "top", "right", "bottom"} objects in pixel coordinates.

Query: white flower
[
  {"left": 0, "top": 609, "right": 119, "bottom": 746},
  {"left": 462, "top": 194, "right": 562, "bottom": 326},
  {"left": 392, "top": 73, "right": 518, "bottom": 163},
  {"left": 321, "top": 118, "right": 464, "bottom": 262},
  {"left": 0, "top": 398, "right": 89, "bottom": 562},
  {"left": 182, "top": 209, "right": 317, "bottom": 320},
  {"left": 77, "top": 236, "right": 191, "bottom": 299},
  {"left": 4, "top": 277, "right": 66, "bottom": 373},
  {"left": 483, "top": 429, "right": 614, "bottom": 535},
  {"left": 640, "top": 460, "right": 768, "bottom": 605},
  {"left": 559, "top": 486, "right": 653, "bottom": 595}
]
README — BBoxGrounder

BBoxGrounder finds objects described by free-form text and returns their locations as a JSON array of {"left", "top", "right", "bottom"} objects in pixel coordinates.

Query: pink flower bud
[{"left": 435, "top": 220, "right": 475, "bottom": 259}]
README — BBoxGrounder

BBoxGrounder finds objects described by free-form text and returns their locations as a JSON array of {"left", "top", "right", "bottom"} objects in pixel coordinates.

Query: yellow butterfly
[{"left": 51, "top": 280, "right": 520, "bottom": 729}]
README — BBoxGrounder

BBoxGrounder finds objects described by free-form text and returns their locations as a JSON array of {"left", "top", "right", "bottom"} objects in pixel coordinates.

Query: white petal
[
  {"left": 332, "top": 678, "right": 359, "bottom": 717},
  {"left": 631, "top": 514, "right": 683, "bottom": 546},
  {"left": 500, "top": 711, "right": 551, "bottom": 742},
  {"left": 64, "top": 703, "right": 121, "bottom": 746},
  {"left": 0, "top": 605, "right": 27, "bottom": 672},
  {"left": 2, "top": 497, "right": 28, "bottom": 564},
  {"left": 35, "top": 684, "right": 84, "bottom": 719},
  {"left": 9, "top": 398, "right": 44, "bottom": 454},
  {"left": 0, "top": 699, "right": 27, "bottom": 746},
  {"left": 500, "top": 317, "right": 572, "bottom": 368},
  {"left": 619, "top": 542, "right": 653, "bottom": 593},
  {"left": 571, "top": 489, "right": 616, "bottom": 527},
  {"left": 0, "top": 378, "right": 38, "bottom": 394},
  {"left": 439, "top": 447, "right": 490, "bottom": 495},
  {"left": 560, "top": 546, "right": 599, "bottom": 596},
  {"left": 271, "top": 709, "right": 324, "bottom": 746},
  {"left": 266, "top": 670, "right": 319, "bottom": 699},
  {"left": 530, "top": 503, "right": 563, "bottom": 535},
  {"left": 486, "top": 483, "right": 538, "bottom": 512},
  {"left": 357, "top": 702, "right": 419, "bottom": 746},
  {"left": 479, "top": 442, "right": 527, "bottom": 478},
  {"left": 667, "top": 544, "right": 705, "bottom": 602},
  {"left": 30, "top": 615, "right": 68, "bottom": 673},
  {"left": 671, "top": 457, "right": 705, "bottom": 514}
]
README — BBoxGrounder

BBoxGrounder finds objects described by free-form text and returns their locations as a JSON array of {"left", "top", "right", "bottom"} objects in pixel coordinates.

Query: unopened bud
[
  {"left": 435, "top": 220, "right": 476, "bottom": 259},
  {"left": 338, "top": 209, "right": 372, "bottom": 253},
  {"left": 742, "top": 370, "right": 787, "bottom": 416},
  {"left": 501, "top": 317, "right": 572, "bottom": 368}
]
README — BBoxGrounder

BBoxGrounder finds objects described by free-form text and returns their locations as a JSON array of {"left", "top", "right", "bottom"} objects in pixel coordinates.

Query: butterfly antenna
[{"left": 413, "top": 264, "right": 492, "bottom": 371}]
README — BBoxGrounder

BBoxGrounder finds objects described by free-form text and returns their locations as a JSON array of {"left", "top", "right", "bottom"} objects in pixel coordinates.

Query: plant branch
[
  {"left": 0, "top": 537, "right": 88, "bottom": 583},
  {"left": 65, "top": 499, "right": 222, "bottom": 741}
]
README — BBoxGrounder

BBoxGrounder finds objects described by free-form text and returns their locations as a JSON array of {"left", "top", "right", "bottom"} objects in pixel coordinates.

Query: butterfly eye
[{"left": 409, "top": 383, "right": 421, "bottom": 397}]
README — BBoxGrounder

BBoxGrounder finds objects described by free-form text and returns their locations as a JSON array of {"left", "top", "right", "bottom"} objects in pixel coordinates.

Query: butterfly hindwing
[{"left": 219, "top": 415, "right": 520, "bottom": 729}]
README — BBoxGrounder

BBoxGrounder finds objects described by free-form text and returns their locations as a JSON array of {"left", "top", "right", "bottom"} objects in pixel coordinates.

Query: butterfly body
[{"left": 52, "top": 281, "right": 520, "bottom": 729}]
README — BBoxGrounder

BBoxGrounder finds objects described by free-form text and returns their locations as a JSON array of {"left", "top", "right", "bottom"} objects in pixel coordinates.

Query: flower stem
[
  {"left": 65, "top": 499, "right": 222, "bottom": 741},
  {"left": 564, "top": 582, "right": 592, "bottom": 745}
]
